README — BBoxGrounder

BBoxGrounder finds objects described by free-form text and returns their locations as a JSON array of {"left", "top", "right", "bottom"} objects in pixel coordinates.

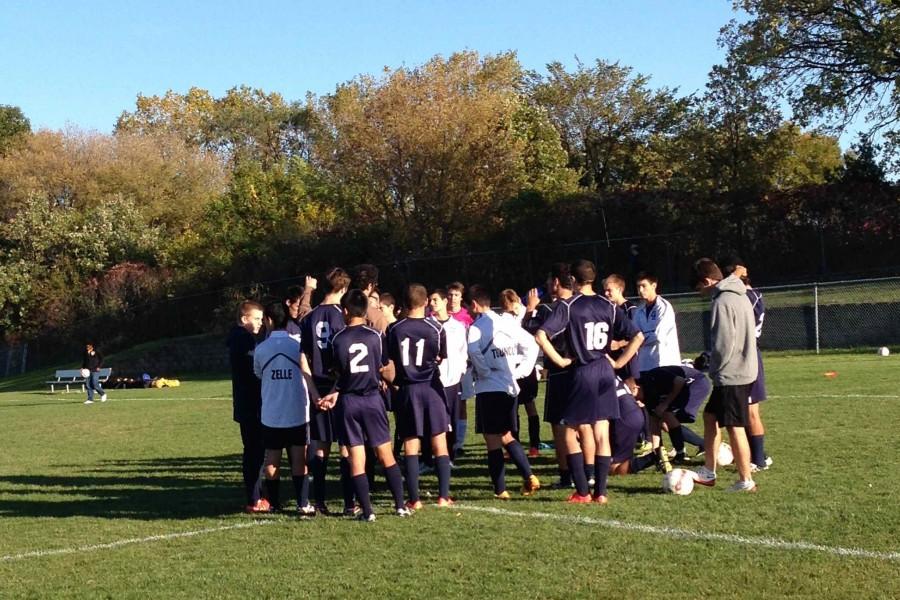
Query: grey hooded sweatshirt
[{"left": 709, "top": 274, "right": 758, "bottom": 386}]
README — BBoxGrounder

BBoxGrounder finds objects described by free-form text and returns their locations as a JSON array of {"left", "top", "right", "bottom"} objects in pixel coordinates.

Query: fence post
[
  {"left": 20, "top": 343, "right": 27, "bottom": 374},
  {"left": 813, "top": 283, "right": 820, "bottom": 354}
]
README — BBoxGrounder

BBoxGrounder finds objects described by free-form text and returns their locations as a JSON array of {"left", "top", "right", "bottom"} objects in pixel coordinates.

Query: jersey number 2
[{"left": 349, "top": 343, "right": 370, "bottom": 373}]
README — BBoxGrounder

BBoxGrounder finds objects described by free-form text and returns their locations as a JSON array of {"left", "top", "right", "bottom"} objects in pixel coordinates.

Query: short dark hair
[
  {"left": 403, "top": 283, "right": 428, "bottom": 310},
  {"left": 692, "top": 258, "right": 723, "bottom": 288},
  {"left": 341, "top": 289, "right": 370, "bottom": 319},
  {"left": 571, "top": 259, "right": 596, "bottom": 285},
  {"left": 430, "top": 287, "right": 448, "bottom": 300},
  {"left": 264, "top": 301, "right": 289, "bottom": 330},
  {"left": 379, "top": 292, "right": 396, "bottom": 307},
  {"left": 326, "top": 267, "right": 351, "bottom": 293},
  {"left": 238, "top": 300, "right": 263, "bottom": 320},
  {"left": 468, "top": 284, "right": 492, "bottom": 307},
  {"left": 549, "top": 262, "right": 574, "bottom": 290},
  {"left": 285, "top": 285, "right": 303, "bottom": 302},
  {"left": 721, "top": 256, "right": 751, "bottom": 285},
  {"left": 635, "top": 271, "right": 658, "bottom": 285},
  {"left": 352, "top": 264, "right": 379, "bottom": 290},
  {"left": 446, "top": 281, "right": 465, "bottom": 293}
]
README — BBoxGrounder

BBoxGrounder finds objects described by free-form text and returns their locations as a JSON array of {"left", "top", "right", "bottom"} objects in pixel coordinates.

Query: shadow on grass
[{"left": 0, "top": 454, "right": 246, "bottom": 520}]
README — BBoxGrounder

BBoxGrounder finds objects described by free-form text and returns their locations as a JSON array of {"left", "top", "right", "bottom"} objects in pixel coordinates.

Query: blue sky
[{"left": 3, "top": 1, "right": 738, "bottom": 132}]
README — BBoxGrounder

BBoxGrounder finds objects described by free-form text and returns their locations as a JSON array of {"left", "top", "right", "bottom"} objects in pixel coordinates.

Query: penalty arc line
[
  {"left": 456, "top": 505, "right": 900, "bottom": 562},
  {"left": 0, "top": 520, "right": 275, "bottom": 563}
]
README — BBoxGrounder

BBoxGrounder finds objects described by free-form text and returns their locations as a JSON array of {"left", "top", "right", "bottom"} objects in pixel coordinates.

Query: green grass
[{"left": 2, "top": 354, "right": 899, "bottom": 598}]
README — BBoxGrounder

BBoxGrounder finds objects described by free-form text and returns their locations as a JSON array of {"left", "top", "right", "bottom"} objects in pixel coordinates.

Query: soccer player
[
  {"left": 636, "top": 365, "right": 709, "bottom": 463},
  {"left": 428, "top": 288, "right": 468, "bottom": 463},
  {"left": 536, "top": 260, "right": 644, "bottom": 504},
  {"left": 499, "top": 289, "right": 542, "bottom": 456},
  {"left": 723, "top": 259, "right": 772, "bottom": 472},
  {"left": 523, "top": 263, "right": 576, "bottom": 488},
  {"left": 387, "top": 284, "right": 453, "bottom": 509},
  {"left": 602, "top": 274, "right": 641, "bottom": 393},
  {"left": 691, "top": 258, "right": 758, "bottom": 493},
  {"left": 447, "top": 281, "right": 473, "bottom": 457},
  {"left": 351, "top": 264, "right": 388, "bottom": 334},
  {"left": 299, "top": 267, "right": 354, "bottom": 515},
  {"left": 284, "top": 275, "right": 317, "bottom": 339},
  {"left": 253, "top": 302, "right": 312, "bottom": 513},
  {"left": 227, "top": 300, "right": 268, "bottom": 513},
  {"left": 609, "top": 377, "right": 662, "bottom": 475},
  {"left": 468, "top": 285, "right": 541, "bottom": 499},
  {"left": 379, "top": 291, "right": 399, "bottom": 326},
  {"left": 632, "top": 272, "right": 682, "bottom": 374},
  {"left": 319, "top": 290, "right": 411, "bottom": 521},
  {"left": 81, "top": 343, "right": 108, "bottom": 405}
]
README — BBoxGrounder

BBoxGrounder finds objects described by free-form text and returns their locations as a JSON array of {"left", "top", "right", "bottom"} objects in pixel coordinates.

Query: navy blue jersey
[
  {"left": 387, "top": 317, "right": 446, "bottom": 385},
  {"left": 747, "top": 288, "right": 765, "bottom": 339},
  {"left": 526, "top": 300, "right": 573, "bottom": 373},
  {"left": 331, "top": 325, "right": 389, "bottom": 396},
  {"left": 539, "top": 293, "right": 638, "bottom": 366},
  {"left": 638, "top": 365, "right": 703, "bottom": 404},
  {"left": 299, "top": 304, "right": 346, "bottom": 385}
]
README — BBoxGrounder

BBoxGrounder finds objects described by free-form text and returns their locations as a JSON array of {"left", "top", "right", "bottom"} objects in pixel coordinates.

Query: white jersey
[
  {"left": 431, "top": 316, "right": 467, "bottom": 387},
  {"left": 467, "top": 310, "right": 538, "bottom": 396},
  {"left": 632, "top": 295, "right": 681, "bottom": 373},
  {"left": 253, "top": 331, "right": 310, "bottom": 428}
]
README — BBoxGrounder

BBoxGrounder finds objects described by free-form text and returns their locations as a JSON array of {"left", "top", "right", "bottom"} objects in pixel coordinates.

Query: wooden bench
[{"left": 46, "top": 368, "right": 113, "bottom": 393}]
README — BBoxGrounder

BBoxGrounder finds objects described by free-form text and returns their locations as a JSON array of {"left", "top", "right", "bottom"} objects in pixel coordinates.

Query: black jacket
[
  {"left": 227, "top": 325, "right": 262, "bottom": 424},
  {"left": 82, "top": 350, "right": 103, "bottom": 371}
]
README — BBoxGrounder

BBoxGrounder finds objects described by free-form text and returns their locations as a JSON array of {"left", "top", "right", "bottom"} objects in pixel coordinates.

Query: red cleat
[
  {"left": 436, "top": 497, "right": 455, "bottom": 507},
  {"left": 244, "top": 498, "right": 271, "bottom": 513},
  {"left": 592, "top": 494, "right": 608, "bottom": 505},
  {"left": 405, "top": 500, "right": 423, "bottom": 511},
  {"left": 528, "top": 447, "right": 540, "bottom": 458},
  {"left": 566, "top": 492, "right": 592, "bottom": 504}
]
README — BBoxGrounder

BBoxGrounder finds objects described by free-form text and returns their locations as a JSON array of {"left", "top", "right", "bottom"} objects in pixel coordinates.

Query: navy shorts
[
  {"left": 561, "top": 359, "right": 619, "bottom": 426},
  {"left": 308, "top": 382, "right": 335, "bottom": 443},
  {"left": 335, "top": 393, "right": 392, "bottom": 448},
  {"left": 611, "top": 398, "right": 644, "bottom": 464},
  {"left": 646, "top": 376, "right": 711, "bottom": 424},
  {"left": 516, "top": 369, "right": 538, "bottom": 405},
  {"left": 443, "top": 383, "right": 461, "bottom": 423},
  {"left": 749, "top": 347, "right": 767, "bottom": 404},
  {"left": 704, "top": 384, "right": 751, "bottom": 428},
  {"left": 396, "top": 382, "right": 450, "bottom": 440},
  {"left": 543, "top": 368, "right": 573, "bottom": 425},
  {"left": 475, "top": 391, "right": 518, "bottom": 435},
  {"left": 262, "top": 423, "right": 309, "bottom": 450}
]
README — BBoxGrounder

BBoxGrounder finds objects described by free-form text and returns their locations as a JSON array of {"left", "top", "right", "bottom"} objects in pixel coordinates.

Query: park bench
[{"left": 45, "top": 368, "right": 113, "bottom": 393}]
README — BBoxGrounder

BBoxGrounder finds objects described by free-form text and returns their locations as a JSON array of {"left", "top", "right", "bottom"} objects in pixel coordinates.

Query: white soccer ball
[
  {"left": 878, "top": 346, "right": 890, "bottom": 357},
  {"left": 662, "top": 468, "right": 695, "bottom": 495},
  {"left": 717, "top": 442, "right": 734, "bottom": 466},
  {"left": 80, "top": 368, "right": 90, "bottom": 378}
]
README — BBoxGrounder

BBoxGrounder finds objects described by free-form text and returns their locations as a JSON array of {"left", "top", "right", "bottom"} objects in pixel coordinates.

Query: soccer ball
[
  {"left": 878, "top": 346, "right": 890, "bottom": 357},
  {"left": 662, "top": 468, "right": 695, "bottom": 495},
  {"left": 80, "top": 368, "right": 90, "bottom": 378},
  {"left": 717, "top": 442, "right": 734, "bottom": 466}
]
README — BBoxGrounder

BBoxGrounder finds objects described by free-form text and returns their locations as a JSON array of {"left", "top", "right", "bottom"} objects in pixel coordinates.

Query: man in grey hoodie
[{"left": 691, "top": 258, "right": 758, "bottom": 492}]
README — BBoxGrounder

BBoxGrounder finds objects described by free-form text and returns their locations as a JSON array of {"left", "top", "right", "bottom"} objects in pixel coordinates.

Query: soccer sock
[
  {"left": 339, "top": 456, "right": 355, "bottom": 509},
  {"left": 405, "top": 455, "right": 420, "bottom": 502},
  {"left": 384, "top": 463, "right": 405, "bottom": 509},
  {"left": 292, "top": 475, "right": 307, "bottom": 508},
  {"left": 352, "top": 474, "right": 373, "bottom": 517},
  {"left": 641, "top": 407, "right": 651, "bottom": 442},
  {"left": 487, "top": 448, "right": 506, "bottom": 494},
  {"left": 243, "top": 449, "right": 260, "bottom": 505},
  {"left": 455, "top": 419, "right": 468, "bottom": 451},
  {"left": 266, "top": 478, "right": 280, "bottom": 510},
  {"left": 528, "top": 415, "right": 541, "bottom": 449},
  {"left": 594, "top": 456, "right": 611, "bottom": 497},
  {"left": 749, "top": 434, "right": 766, "bottom": 467},
  {"left": 567, "top": 453, "right": 589, "bottom": 496},
  {"left": 682, "top": 427, "right": 705, "bottom": 451},
  {"left": 630, "top": 452, "right": 658, "bottom": 473},
  {"left": 584, "top": 462, "right": 594, "bottom": 483},
  {"left": 435, "top": 455, "right": 451, "bottom": 499},
  {"left": 558, "top": 468, "right": 572, "bottom": 486},
  {"left": 310, "top": 455, "right": 326, "bottom": 506},
  {"left": 504, "top": 440, "right": 532, "bottom": 479},
  {"left": 669, "top": 426, "right": 686, "bottom": 455}
]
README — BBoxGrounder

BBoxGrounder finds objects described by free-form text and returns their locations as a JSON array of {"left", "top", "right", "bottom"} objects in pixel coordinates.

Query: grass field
[{"left": 1, "top": 353, "right": 899, "bottom": 599}]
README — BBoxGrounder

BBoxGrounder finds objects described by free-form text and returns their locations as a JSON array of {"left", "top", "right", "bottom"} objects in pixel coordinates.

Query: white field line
[
  {"left": 1, "top": 396, "right": 228, "bottom": 404},
  {"left": 456, "top": 505, "right": 900, "bottom": 562},
  {"left": 0, "top": 520, "right": 274, "bottom": 563},
  {"left": 768, "top": 394, "right": 900, "bottom": 399}
]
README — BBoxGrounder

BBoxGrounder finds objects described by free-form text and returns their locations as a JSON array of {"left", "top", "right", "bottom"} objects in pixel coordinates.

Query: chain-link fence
[{"left": 666, "top": 276, "right": 900, "bottom": 354}]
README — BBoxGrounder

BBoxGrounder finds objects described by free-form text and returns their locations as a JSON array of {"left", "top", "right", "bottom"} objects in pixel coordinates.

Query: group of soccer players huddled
[{"left": 227, "top": 257, "right": 770, "bottom": 521}]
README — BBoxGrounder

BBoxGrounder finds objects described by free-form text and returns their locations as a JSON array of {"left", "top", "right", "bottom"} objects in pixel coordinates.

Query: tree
[
  {"left": 0, "top": 105, "right": 30, "bottom": 155},
  {"left": 723, "top": 1, "right": 900, "bottom": 162},
  {"left": 312, "top": 51, "right": 578, "bottom": 253},
  {"left": 527, "top": 59, "right": 690, "bottom": 192}
]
